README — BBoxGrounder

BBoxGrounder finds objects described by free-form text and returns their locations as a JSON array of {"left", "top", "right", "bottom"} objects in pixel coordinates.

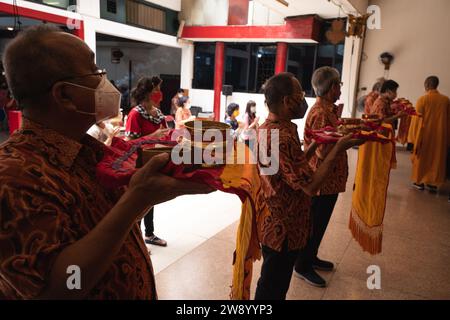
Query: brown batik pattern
[
  {"left": 0, "top": 118, "right": 156, "bottom": 300},
  {"left": 304, "top": 100, "right": 349, "bottom": 195},
  {"left": 257, "top": 119, "right": 313, "bottom": 252}
]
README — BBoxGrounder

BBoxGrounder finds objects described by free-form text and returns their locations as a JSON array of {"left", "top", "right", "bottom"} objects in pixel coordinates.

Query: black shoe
[
  {"left": 426, "top": 185, "right": 437, "bottom": 193},
  {"left": 313, "top": 257, "right": 334, "bottom": 271},
  {"left": 145, "top": 235, "right": 167, "bottom": 247},
  {"left": 294, "top": 269, "right": 327, "bottom": 288},
  {"left": 413, "top": 183, "right": 424, "bottom": 190}
]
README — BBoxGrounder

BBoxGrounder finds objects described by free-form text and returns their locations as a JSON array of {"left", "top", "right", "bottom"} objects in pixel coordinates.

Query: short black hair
[
  {"left": 226, "top": 103, "right": 240, "bottom": 117},
  {"left": 380, "top": 80, "right": 399, "bottom": 93},
  {"left": 425, "top": 76, "right": 439, "bottom": 89},
  {"left": 177, "top": 88, "right": 185, "bottom": 94},
  {"left": 262, "top": 72, "right": 295, "bottom": 112},
  {"left": 3, "top": 25, "right": 78, "bottom": 108}
]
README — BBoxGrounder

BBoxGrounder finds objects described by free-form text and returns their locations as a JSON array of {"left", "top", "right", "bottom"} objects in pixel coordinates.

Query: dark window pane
[
  {"left": 224, "top": 44, "right": 249, "bottom": 92},
  {"left": 253, "top": 44, "right": 276, "bottom": 93},
  {"left": 193, "top": 43, "right": 216, "bottom": 90},
  {"left": 107, "top": 0, "right": 117, "bottom": 13},
  {"left": 287, "top": 44, "right": 316, "bottom": 97}
]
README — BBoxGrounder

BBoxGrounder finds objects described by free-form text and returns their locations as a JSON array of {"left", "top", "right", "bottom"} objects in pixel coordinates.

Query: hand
[
  {"left": 336, "top": 133, "right": 365, "bottom": 151},
  {"left": 128, "top": 153, "right": 215, "bottom": 214},
  {"left": 189, "top": 115, "right": 196, "bottom": 121},
  {"left": 109, "top": 127, "right": 121, "bottom": 138},
  {"left": 147, "top": 125, "right": 171, "bottom": 139},
  {"left": 397, "top": 110, "right": 408, "bottom": 117}
]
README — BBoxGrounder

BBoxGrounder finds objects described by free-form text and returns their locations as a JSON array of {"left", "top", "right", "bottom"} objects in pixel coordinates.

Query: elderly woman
[{"left": 294, "top": 66, "right": 349, "bottom": 288}]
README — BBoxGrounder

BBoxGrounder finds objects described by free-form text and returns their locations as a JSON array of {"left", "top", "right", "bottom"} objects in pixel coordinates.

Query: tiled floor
[{"left": 151, "top": 148, "right": 450, "bottom": 300}]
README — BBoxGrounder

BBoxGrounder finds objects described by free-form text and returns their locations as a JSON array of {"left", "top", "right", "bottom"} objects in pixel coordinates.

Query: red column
[
  {"left": 213, "top": 42, "right": 225, "bottom": 121},
  {"left": 274, "top": 42, "right": 288, "bottom": 74}
]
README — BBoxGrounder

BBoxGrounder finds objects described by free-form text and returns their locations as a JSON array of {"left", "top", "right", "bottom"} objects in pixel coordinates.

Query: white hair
[{"left": 311, "top": 67, "right": 341, "bottom": 97}]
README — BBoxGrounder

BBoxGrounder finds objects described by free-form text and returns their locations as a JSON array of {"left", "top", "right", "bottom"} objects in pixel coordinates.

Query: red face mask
[{"left": 150, "top": 91, "right": 163, "bottom": 105}]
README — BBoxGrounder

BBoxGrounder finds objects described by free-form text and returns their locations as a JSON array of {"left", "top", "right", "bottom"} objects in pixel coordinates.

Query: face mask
[
  {"left": 178, "top": 94, "right": 183, "bottom": 98},
  {"left": 250, "top": 107, "right": 257, "bottom": 113},
  {"left": 233, "top": 110, "right": 240, "bottom": 118},
  {"left": 151, "top": 91, "right": 163, "bottom": 105},
  {"left": 63, "top": 76, "right": 121, "bottom": 123},
  {"left": 288, "top": 97, "right": 308, "bottom": 120}
]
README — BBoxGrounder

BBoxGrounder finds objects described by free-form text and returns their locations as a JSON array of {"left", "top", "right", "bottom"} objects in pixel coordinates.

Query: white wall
[
  {"left": 358, "top": 0, "right": 450, "bottom": 105},
  {"left": 96, "top": 42, "right": 181, "bottom": 87},
  {"left": 181, "top": 0, "right": 229, "bottom": 26}
]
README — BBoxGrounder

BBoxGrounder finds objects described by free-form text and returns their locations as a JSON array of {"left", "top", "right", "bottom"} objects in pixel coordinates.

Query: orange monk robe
[{"left": 411, "top": 90, "right": 450, "bottom": 186}]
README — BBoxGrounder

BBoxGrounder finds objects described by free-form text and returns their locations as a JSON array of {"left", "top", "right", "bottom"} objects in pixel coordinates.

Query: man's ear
[{"left": 51, "top": 82, "right": 76, "bottom": 110}]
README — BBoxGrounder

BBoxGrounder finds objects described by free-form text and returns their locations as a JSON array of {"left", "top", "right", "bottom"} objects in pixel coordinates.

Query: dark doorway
[{"left": 160, "top": 74, "right": 181, "bottom": 115}]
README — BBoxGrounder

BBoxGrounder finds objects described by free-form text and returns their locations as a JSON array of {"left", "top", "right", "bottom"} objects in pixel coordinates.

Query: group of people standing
[
  {"left": 363, "top": 76, "right": 450, "bottom": 197},
  {"left": 0, "top": 25, "right": 448, "bottom": 300}
]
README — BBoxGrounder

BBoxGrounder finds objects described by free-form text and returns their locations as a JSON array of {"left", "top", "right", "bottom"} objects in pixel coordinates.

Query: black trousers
[
  {"left": 295, "top": 193, "right": 338, "bottom": 273},
  {"left": 255, "top": 240, "right": 299, "bottom": 300},
  {"left": 139, "top": 207, "right": 155, "bottom": 237}
]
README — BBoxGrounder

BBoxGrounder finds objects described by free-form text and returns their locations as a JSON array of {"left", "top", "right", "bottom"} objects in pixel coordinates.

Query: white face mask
[
  {"left": 63, "top": 76, "right": 121, "bottom": 123},
  {"left": 250, "top": 106, "right": 257, "bottom": 113}
]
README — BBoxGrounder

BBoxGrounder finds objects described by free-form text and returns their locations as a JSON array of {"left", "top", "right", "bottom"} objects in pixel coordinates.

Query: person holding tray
[
  {"left": 0, "top": 26, "right": 213, "bottom": 299},
  {"left": 293, "top": 67, "right": 350, "bottom": 287},
  {"left": 254, "top": 72, "right": 363, "bottom": 300}
]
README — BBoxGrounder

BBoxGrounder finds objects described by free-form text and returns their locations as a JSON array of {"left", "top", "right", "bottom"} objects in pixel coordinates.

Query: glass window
[
  {"left": 253, "top": 44, "right": 276, "bottom": 93},
  {"left": 193, "top": 40, "right": 344, "bottom": 95},
  {"left": 287, "top": 44, "right": 316, "bottom": 97},
  {"left": 193, "top": 43, "right": 216, "bottom": 90},
  {"left": 224, "top": 44, "right": 250, "bottom": 92}
]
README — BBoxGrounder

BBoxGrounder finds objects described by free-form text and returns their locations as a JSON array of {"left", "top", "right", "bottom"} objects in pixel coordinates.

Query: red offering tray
[
  {"left": 305, "top": 127, "right": 392, "bottom": 145},
  {"left": 392, "top": 98, "right": 419, "bottom": 116}
]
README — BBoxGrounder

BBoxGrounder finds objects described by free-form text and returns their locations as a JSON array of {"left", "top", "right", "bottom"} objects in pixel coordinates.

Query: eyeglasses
[
  {"left": 56, "top": 68, "right": 107, "bottom": 83},
  {"left": 45, "top": 69, "right": 107, "bottom": 93}
]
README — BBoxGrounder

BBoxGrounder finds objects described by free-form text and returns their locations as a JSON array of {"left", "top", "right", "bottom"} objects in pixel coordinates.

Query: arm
[
  {"left": 304, "top": 140, "right": 319, "bottom": 161},
  {"left": 0, "top": 154, "right": 213, "bottom": 300},
  {"left": 37, "top": 154, "right": 213, "bottom": 299},
  {"left": 383, "top": 112, "right": 405, "bottom": 124},
  {"left": 279, "top": 134, "right": 361, "bottom": 197},
  {"left": 125, "top": 111, "right": 142, "bottom": 141}
]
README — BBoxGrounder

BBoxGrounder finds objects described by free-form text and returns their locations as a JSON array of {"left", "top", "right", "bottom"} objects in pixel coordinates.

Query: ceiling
[{"left": 254, "top": 0, "right": 362, "bottom": 20}]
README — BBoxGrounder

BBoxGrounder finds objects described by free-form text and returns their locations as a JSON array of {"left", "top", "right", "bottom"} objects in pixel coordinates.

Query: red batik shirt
[
  {"left": 0, "top": 118, "right": 156, "bottom": 300},
  {"left": 257, "top": 119, "right": 314, "bottom": 252},
  {"left": 304, "top": 99, "right": 349, "bottom": 195}
]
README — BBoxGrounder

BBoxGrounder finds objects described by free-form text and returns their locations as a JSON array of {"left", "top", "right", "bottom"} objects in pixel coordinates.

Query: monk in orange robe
[{"left": 411, "top": 76, "right": 450, "bottom": 191}]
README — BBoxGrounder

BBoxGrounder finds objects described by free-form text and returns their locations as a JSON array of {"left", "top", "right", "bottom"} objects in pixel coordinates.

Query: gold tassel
[{"left": 349, "top": 207, "right": 383, "bottom": 255}]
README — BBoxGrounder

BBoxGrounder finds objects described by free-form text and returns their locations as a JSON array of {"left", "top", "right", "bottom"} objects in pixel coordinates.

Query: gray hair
[{"left": 311, "top": 66, "right": 341, "bottom": 97}]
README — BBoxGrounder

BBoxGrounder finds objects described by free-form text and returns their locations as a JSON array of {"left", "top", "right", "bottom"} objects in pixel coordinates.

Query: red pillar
[
  {"left": 213, "top": 42, "right": 225, "bottom": 122},
  {"left": 274, "top": 42, "right": 288, "bottom": 74}
]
